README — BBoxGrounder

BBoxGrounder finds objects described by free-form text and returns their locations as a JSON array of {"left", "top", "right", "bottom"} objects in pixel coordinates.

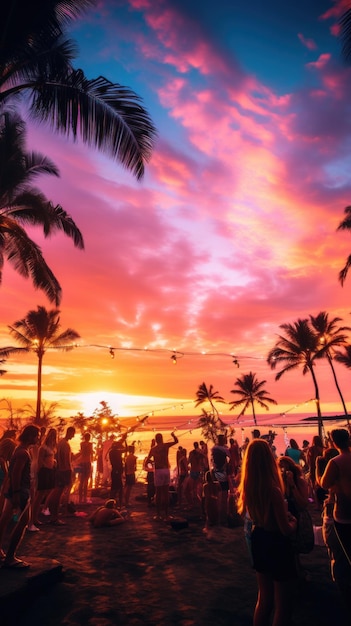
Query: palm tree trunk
[
  {"left": 209, "top": 399, "right": 217, "bottom": 418},
  {"left": 36, "top": 352, "right": 43, "bottom": 422},
  {"left": 327, "top": 354, "right": 350, "bottom": 426},
  {"left": 309, "top": 364, "right": 324, "bottom": 440},
  {"left": 251, "top": 399, "right": 257, "bottom": 426}
]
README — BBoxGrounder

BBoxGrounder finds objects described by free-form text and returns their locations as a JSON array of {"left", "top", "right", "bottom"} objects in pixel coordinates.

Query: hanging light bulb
[
  {"left": 109, "top": 347, "right": 115, "bottom": 359},
  {"left": 232, "top": 358, "right": 239, "bottom": 367},
  {"left": 171, "top": 353, "right": 177, "bottom": 364}
]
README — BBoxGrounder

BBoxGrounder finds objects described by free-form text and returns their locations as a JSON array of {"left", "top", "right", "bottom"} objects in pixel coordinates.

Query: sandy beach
[{"left": 0, "top": 481, "right": 347, "bottom": 626}]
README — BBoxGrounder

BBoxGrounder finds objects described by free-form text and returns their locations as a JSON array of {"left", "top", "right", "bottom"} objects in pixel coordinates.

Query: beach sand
[{"left": 2, "top": 483, "right": 348, "bottom": 626}]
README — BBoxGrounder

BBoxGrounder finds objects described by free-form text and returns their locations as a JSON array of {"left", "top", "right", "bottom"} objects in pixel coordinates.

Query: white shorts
[{"left": 154, "top": 468, "right": 171, "bottom": 487}]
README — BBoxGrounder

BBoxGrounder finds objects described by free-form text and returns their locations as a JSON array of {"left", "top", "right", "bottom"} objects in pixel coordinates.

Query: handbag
[{"left": 293, "top": 508, "right": 315, "bottom": 554}]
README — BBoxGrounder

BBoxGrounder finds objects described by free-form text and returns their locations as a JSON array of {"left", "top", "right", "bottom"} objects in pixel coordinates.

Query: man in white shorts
[{"left": 145, "top": 432, "right": 178, "bottom": 521}]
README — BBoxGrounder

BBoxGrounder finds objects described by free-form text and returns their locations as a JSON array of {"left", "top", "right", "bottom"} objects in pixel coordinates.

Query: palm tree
[
  {"left": 0, "top": 111, "right": 84, "bottom": 303},
  {"left": 8, "top": 306, "right": 80, "bottom": 423},
  {"left": 195, "top": 383, "right": 227, "bottom": 440},
  {"left": 337, "top": 207, "right": 351, "bottom": 285},
  {"left": 229, "top": 371, "right": 277, "bottom": 426},
  {"left": 309, "top": 311, "right": 351, "bottom": 419},
  {"left": 267, "top": 318, "right": 324, "bottom": 439},
  {"left": 334, "top": 344, "right": 351, "bottom": 422},
  {"left": 0, "top": 398, "right": 23, "bottom": 431},
  {"left": 195, "top": 382, "right": 226, "bottom": 419},
  {"left": 1, "top": 0, "right": 156, "bottom": 180},
  {"left": 334, "top": 345, "right": 351, "bottom": 369},
  {"left": 19, "top": 400, "right": 60, "bottom": 429},
  {"left": 197, "top": 408, "right": 229, "bottom": 444}
]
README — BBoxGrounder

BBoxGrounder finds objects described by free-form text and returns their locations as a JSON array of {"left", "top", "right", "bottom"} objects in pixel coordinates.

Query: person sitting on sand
[{"left": 89, "top": 499, "right": 126, "bottom": 528}]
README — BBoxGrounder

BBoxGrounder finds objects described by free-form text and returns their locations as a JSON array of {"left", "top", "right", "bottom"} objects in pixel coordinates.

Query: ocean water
[{"left": 127, "top": 412, "right": 350, "bottom": 474}]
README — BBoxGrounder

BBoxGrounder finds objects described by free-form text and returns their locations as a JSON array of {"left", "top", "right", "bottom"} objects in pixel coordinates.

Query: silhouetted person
[{"left": 0, "top": 425, "right": 40, "bottom": 568}]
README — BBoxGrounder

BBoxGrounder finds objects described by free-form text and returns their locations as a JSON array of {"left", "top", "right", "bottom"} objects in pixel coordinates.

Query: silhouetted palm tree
[
  {"left": 267, "top": 318, "right": 324, "bottom": 438},
  {"left": 310, "top": 311, "right": 351, "bottom": 418},
  {"left": 0, "top": 111, "right": 84, "bottom": 303},
  {"left": 337, "top": 207, "right": 351, "bottom": 285},
  {"left": 195, "top": 383, "right": 228, "bottom": 440},
  {"left": 334, "top": 344, "right": 351, "bottom": 369},
  {"left": 229, "top": 371, "right": 277, "bottom": 426},
  {"left": 19, "top": 401, "right": 60, "bottom": 429},
  {"left": 195, "top": 382, "right": 225, "bottom": 419},
  {"left": 197, "top": 408, "right": 229, "bottom": 444},
  {"left": 334, "top": 343, "right": 351, "bottom": 422},
  {"left": 8, "top": 306, "right": 80, "bottom": 422},
  {"left": 1, "top": 0, "right": 156, "bottom": 180}
]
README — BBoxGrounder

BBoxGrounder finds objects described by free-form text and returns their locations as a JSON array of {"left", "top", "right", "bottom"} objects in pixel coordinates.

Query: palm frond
[
  {"left": 339, "top": 255, "right": 351, "bottom": 286},
  {"left": 339, "top": 10, "right": 351, "bottom": 64},
  {"left": 2, "top": 218, "right": 62, "bottom": 304},
  {"left": 30, "top": 71, "right": 157, "bottom": 179},
  {"left": 6, "top": 198, "right": 84, "bottom": 249}
]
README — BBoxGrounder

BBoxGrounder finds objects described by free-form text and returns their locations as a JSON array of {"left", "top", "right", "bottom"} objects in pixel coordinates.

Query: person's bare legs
[
  {"left": 45, "top": 486, "right": 64, "bottom": 521},
  {"left": 79, "top": 475, "right": 88, "bottom": 503},
  {"left": 162, "top": 484, "right": 170, "bottom": 519},
  {"left": 253, "top": 572, "right": 274, "bottom": 626},
  {"left": 124, "top": 484, "right": 132, "bottom": 506},
  {"left": 31, "top": 489, "right": 50, "bottom": 526},
  {"left": 0, "top": 498, "right": 14, "bottom": 557},
  {"left": 272, "top": 580, "right": 293, "bottom": 626},
  {"left": 155, "top": 486, "right": 162, "bottom": 518},
  {"left": 4, "top": 503, "right": 30, "bottom": 566}
]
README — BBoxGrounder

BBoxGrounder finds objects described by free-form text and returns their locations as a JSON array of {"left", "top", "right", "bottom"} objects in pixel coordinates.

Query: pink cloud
[
  {"left": 2, "top": 1, "right": 351, "bottom": 420},
  {"left": 306, "top": 53, "right": 331, "bottom": 69},
  {"left": 298, "top": 33, "right": 318, "bottom": 50}
]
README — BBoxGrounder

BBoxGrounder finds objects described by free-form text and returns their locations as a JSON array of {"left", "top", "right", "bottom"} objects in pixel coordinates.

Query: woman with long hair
[
  {"left": 237, "top": 439, "right": 297, "bottom": 626},
  {"left": 30, "top": 428, "right": 57, "bottom": 529},
  {"left": 277, "top": 455, "right": 313, "bottom": 571},
  {"left": 285, "top": 439, "right": 306, "bottom": 466},
  {"left": 307, "top": 435, "right": 324, "bottom": 510},
  {"left": 277, "top": 456, "right": 309, "bottom": 514}
]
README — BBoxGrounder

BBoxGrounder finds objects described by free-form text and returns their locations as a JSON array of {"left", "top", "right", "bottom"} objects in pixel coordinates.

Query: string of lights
[
  {"left": 47, "top": 342, "right": 268, "bottom": 367},
  {"left": 15, "top": 341, "right": 345, "bottom": 371},
  {"left": 2, "top": 342, "right": 340, "bottom": 436},
  {"left": 117, "top": 396, "right": 322, "bottom": 437},
  {"left": 279, "top": 398, "right": 316, "bottom": 417}
]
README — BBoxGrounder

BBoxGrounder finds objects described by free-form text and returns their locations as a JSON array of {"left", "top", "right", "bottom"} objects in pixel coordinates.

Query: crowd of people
[
  {"left": 0, "top": 421, "right": 350, "bottom": 626},
  {"left": 0, "top": 425, "right": 133, "bottom": 566}
]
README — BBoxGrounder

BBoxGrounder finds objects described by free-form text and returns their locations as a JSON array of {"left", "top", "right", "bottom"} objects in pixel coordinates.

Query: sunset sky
[{"left": 1, "top": 0, "right": 351, "bottom": 428}]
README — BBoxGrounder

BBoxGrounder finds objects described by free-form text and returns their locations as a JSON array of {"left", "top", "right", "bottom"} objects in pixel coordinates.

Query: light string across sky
[{"left": 88, "top": 343, "right": 261, "bottom": 366}]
